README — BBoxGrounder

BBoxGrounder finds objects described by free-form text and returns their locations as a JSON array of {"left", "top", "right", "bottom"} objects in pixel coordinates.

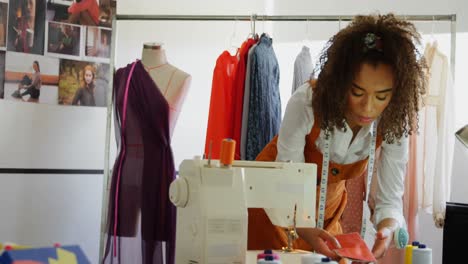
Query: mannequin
[
  {"left": 141, "top": 42, "right": 191, "bottom": 137},
  {"left": 104, "top": 43, "right": 189, "bottom": 264}
]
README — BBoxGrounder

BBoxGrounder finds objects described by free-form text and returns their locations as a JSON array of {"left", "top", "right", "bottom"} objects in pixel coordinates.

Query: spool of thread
[
  {"left": 301, "top": 253, "right": 327, "bottom": 264},
  {"left": 316, "top": 257, "right": 338, "bottom": 264},
  {"left": 405, "top": 244, "right": 413, "bottom": 264},
  {"left": 412, "top": 244, "right": 432, "bottom": 264},
  {"left": 257, "top": 255, "right": 282, "bottom": 264},
  {"left": 220, "top": 138, "right": 236, "bottom": 167},
  {"left": 257, "top": 249, "right": 280, "bottom": 260}
]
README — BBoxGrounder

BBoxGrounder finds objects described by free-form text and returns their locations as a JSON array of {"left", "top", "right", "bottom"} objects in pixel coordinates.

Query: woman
[
  {"left": 12, "top": 60, "right": 41, "bottom": 102},
  {"left": 248, "top": 14, "right": 427, "bottom": 262},
  {"left": 72, "top": 64, "right": 96, "bottom": 106}
]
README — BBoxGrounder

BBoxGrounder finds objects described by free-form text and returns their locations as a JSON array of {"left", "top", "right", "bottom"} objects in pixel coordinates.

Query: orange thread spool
[{"left": 220, "top": 138, "right": 236, "bottom": 167}]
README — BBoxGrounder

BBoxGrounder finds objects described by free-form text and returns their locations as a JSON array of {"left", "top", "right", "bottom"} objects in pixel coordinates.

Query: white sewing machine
[{"left": 169, "top": 158, "right": 319, "bottom": 264}]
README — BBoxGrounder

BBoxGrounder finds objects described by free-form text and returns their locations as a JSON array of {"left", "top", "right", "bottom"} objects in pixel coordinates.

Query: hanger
[
  {"left": 262, "top": 15, "right": 267, "bottom": 36},
  {"left": 301, "top": 19, "right": 311, "bottom": 47},
  {"left": 246, "top": 14, "right": 258, "bottom": 40},
  {"left": 430, "top": 16, "right": 438, "bottom": 47},
  {"left": 227, "top": 17, "right": 240, "bottom": 55}
]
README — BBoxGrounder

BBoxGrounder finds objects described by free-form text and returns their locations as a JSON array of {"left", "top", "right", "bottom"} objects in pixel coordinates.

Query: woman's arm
[
  {"left": 371, "top": 136, "right": 409, "bottom": 258},
  {"left": 276, "top": 83, "right": 314, "bottom": 162},
  {"left": 373, "top": 136, "right": 408, "bottom": 228}
]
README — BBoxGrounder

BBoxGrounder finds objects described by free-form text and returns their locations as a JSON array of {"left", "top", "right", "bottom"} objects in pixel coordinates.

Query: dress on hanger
[
  {"left": 245, "top": 33, "right": 281, "bottom": 161},
  {"left": 240, "top": 42, "right": 259, "bottom": 160},
  {"left": 292, "top": 46, "right": 313, "bottom": 94},
  {"left": 418, "top": 42, "right": 454, "bottom": 227},
  {"left": 204, "top": 50, "right": 239, "bottom": 159},
  {"left": 232, "top": 38, "right": 257, "bottom": 160},
  {"left": 103, "top": 60, "right": 176, "bottom": 264}
]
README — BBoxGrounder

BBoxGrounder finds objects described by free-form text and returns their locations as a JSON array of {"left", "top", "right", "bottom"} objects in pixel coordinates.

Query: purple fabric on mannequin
[{"left": 103, "top": 60, "right": 176, "bottom": 264}]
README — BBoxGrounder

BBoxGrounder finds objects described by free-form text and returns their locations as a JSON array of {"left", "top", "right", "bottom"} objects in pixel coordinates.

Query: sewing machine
[{"left": 169, "top": 158, "right": 319, "bottom": 264}]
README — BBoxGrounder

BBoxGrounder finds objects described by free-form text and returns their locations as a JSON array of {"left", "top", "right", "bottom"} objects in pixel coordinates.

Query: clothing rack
[{"left": 100, "top": 13, "right": 457, "bottom": 261}]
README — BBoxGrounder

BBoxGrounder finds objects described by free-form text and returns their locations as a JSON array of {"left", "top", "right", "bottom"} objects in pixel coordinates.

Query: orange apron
[{"left": 247, "top": 109, "right": 383, "bottom": 251}]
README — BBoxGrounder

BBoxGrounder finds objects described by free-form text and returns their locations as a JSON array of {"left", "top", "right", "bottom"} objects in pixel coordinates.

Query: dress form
[{"left": 141, "top": 42, "right": 191, "bottom": 137}]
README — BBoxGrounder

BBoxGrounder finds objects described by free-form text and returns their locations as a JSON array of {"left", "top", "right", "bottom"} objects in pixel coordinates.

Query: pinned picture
[
  {"left": 7, "top": 0, "right": 46, "bottom": 55},
  {"left": 46, "top": 21, "right": 81, "bottom": 58},
  {"left": 3, "top": 52, "right": 59, "bottom": 104},
  {"left": 85, "top": 26, "right": 111, "bottom": 61},
  {"left": 58, "top": 59, "right": 109, "bottom": 107},
  {"left": 0, "top": 2, "right": 7, "bottom": 49},
  {"left": 47, "top": 0, "right": 112, "bottom": 28}
]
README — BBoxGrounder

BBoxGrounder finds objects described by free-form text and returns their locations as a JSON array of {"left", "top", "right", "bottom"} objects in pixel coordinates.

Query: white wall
[
  {"left": 0, "top": 100, "right": 106, "bottom": 262},
  {"left": 1, "top": 1, "right": 467, "bottom": 264},
  {"left": 0, "top": 173, "right": 103, "bottom": 263}
]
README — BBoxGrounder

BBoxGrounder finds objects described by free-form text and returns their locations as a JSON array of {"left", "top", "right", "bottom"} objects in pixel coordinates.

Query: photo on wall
[
  {"left": 85, "top": 26, "right": 110, "bottom": 60},
  {"left": 7, "top": 0, "right": 46, "bottom": 55},
  {"left": 3, "top": 51, "right": 60, "bottom": 104},
  {"left": 58, "top": 59, "right": 109, "bottom": 107},
  {"left": 0, "top": 2, "right": 8, "bottom": 50},
  {"left": 46, "top": 0, "right": 113, "bottom": 28},
  {"left": 0, "top": 51, "right": 5, "bottom": 98},
  {"left": 46, "top": 21, "right": 81, "bottom": 59}
]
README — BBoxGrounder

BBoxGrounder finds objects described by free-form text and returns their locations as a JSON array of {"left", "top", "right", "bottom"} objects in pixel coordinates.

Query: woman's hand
[
  {"left": 296, "top": 227, "right": 342, "bottom": 260},
  {"left": 372, "top": 218, "right": 399, "bottom": 260},
  {"left": 371, "top": 227, "right": 393, "bottom": 260}
]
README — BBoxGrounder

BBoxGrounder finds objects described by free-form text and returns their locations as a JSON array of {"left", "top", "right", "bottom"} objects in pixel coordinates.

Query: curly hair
[{"left": 312, "top": 13, "right": 427, "bottom": 143}]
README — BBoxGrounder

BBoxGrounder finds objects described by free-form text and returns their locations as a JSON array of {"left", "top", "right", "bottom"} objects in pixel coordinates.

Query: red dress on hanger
[{"left": 204, "top": 50, "right": 239, "bottom": 159}]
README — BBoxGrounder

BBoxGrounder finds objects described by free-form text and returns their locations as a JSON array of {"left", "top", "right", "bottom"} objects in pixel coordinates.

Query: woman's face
[
  {"left": 84, "top": 70, "right": 93, "bottom": 85},
  {"left": 345, "top": 62, "right": 394, "bottom": 130},
  {"left": 32, "top": 62, "right": 38, "bottom": 72},
  {"left": 26, "top": 0, "right": 35, "bottom": 17}
]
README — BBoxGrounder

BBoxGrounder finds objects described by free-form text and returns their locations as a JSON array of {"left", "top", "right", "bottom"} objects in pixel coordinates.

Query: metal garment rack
[{"left": 99, "top": 13, "right": 457, "bottom": 261}]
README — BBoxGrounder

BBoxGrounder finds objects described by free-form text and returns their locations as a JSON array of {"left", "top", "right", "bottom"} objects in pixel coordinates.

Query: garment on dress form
[{"left": 103, "top": 60, "right": 176, "bottom": 264}]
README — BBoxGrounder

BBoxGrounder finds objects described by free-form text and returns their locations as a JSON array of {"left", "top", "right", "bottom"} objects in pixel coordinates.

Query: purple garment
[{"left": 103, "top": 60, "right": 176, "bottom": 264}]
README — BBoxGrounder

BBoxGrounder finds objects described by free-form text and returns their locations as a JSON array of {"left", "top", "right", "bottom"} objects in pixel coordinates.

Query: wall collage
[{"left": 0, "top": 0, "right": 116, "bottom": 107}]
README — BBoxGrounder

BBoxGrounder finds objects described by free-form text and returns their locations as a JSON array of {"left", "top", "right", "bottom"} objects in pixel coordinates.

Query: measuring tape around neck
[{"left": 316, "top": 122, "right": 377, "bottom": 238}]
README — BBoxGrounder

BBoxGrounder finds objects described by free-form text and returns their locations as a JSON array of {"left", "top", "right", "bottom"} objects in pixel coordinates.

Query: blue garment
[{"left": 246, "top": 34, "right": 281, "bottom": 160}]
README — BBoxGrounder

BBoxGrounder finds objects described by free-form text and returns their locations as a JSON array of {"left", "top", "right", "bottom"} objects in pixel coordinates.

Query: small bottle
[
  {"left": 412, "top": 244, "right": 432, "bottom": 264},
  {"left": 257, "top": 255, "right": 282, "bottom": 264},
  {"left": 301, "top": 253, "right": 327, "bottom": 264},
  {"left": 404, "top": 244, "right": 413, "bottom": 264},
  {"left": 257, "top": 249, "right": 280, "bottom": 261},
  {"left": 316, "top": 257, "right": 338, "bottom": 264}
]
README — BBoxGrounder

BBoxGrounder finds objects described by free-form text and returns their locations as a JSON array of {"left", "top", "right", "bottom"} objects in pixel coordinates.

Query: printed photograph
[
  {"left": 7, "top": 0, "right": 46, "bottom": 55},
  {"left": 46, "top": 0, "right": 113, "bottom": 28},
  {"left": 58, "top": 59, "right": 109, "bottom": 107},
  {"left": 46, "top": 21, "right": 81, "bottom": 58},
  {"left": 0, "top": 51, "right": 5, "bottom": 98},
  {"left": 0, "top": 2, "right": 7, "bottom": 49},
  {"left": 3, "top": 52, "right": 60, "bottom": 104},
  {"left": 85, "top": 26, "right": 110, "bottom": 59}
]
